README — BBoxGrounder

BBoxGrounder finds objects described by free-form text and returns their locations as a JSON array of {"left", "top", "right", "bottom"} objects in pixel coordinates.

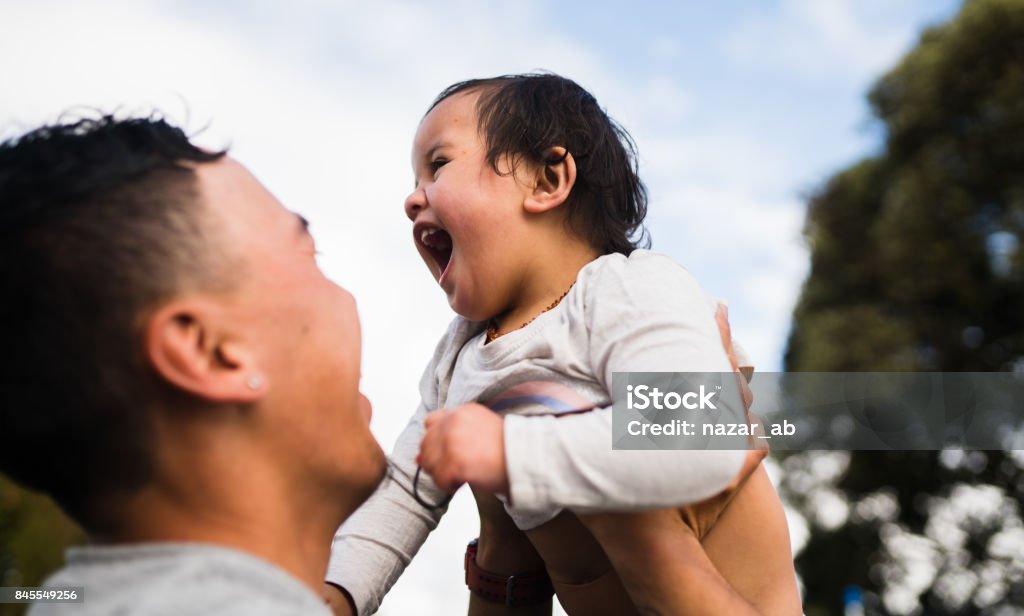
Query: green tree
[
  {"left": 0, "top": 477, "right": 83, "bottom": 616},
  {"left": 784, "top": 0, "right": 1024, "bottom": 614}
]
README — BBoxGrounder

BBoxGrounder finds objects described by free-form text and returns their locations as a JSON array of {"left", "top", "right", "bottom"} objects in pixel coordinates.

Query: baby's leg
[
  {"left": 579, "top": 508, "right": 732, "bottom": 614},
  {"left": 701, "top": 466, "right": 802, "bottom": 615},
  {"left": 471, "top": 489, "right": 551, "bottom": 616},
  {"left": 472, "top": 490, "right": 637, "bottom": 615},
  {"left": 579, "top": 467, "right": 801, "bottom": 615},
  {"left": 524, "top": 510, "right": 639, "bottom": 616}
]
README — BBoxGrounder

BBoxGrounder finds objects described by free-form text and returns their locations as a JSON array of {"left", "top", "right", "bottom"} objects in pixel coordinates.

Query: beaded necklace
[{"left": 485, "top": 283, "right": 575, "bottom": 343}]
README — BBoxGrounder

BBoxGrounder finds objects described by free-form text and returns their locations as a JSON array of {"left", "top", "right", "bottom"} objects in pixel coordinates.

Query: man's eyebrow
[{"left": 295, "top": 213, "right": 311, "bottom": 235}]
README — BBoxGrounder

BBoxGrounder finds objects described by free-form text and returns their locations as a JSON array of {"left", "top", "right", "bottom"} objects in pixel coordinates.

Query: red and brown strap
[{"left": 464, "top": 538, "right": 554, "bottom": 607}]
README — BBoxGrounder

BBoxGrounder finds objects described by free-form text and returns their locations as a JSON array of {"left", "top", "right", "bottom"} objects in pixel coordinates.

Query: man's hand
[
  {"left": 715, "top": 302, "right": 768, "bottom": 456},
  {"left": 715, "top": 302, "right": 753, "bottom": 407},
  {"left": 417, "top": 403, "right": 509, "bottom": 495},
  {"left": 323, "top": 583, "right": 355, "bottom": 616},
  {"left": 639, "top": 303, "right": 765, "bottom": 541}
]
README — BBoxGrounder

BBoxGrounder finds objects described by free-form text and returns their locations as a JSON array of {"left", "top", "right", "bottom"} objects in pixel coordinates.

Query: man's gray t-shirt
[{"left": 30, "top": 543, "right": 330, "bottom": 616}]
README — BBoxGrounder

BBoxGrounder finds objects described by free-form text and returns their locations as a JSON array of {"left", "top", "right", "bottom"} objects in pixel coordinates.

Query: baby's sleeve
[
  {"left": 326, "top": 323, "right": 460, "bottom": 615},
  {"left": 504, "top": 251, "right": 748, "bottom": 513},
  {"left": 326, "top": 401, "right": 449, "bottom": 615}
]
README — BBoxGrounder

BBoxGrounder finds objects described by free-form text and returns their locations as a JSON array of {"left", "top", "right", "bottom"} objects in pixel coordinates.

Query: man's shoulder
[{"left": 30, "top": 543, "right": 330, "bottom": 616}]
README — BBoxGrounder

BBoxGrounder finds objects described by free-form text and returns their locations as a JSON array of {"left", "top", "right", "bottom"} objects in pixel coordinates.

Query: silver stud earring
[{"left": 246, "top": 375, "right": 263, "bottom": 390}]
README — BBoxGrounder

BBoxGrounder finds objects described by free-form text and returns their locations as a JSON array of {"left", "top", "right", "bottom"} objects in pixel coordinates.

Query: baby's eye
[{"left": 429, "top": 158, "right": 448, "bottom": 173}]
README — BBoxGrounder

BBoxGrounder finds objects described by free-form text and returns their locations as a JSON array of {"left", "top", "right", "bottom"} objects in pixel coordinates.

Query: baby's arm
[
  {"left": 325, "top": 319, "right": 479, "bottom": 615},
  {"left": 420, "top": 402, "right": 761, "bottom": 509},
  {"left": 325, "top": 401, "right": 452, "bottom": 615}
]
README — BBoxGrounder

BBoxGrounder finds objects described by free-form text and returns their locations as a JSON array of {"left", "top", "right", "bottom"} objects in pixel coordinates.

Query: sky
[{"left": 0, "top": 1, "right": 962, "bottom": 613}]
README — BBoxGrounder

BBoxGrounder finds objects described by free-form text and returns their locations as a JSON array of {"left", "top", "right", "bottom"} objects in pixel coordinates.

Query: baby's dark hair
[{"left": 430, "top": 73, "right": 650, "bottom": 255}]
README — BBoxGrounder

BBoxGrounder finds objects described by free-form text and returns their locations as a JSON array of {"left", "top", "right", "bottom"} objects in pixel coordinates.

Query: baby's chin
[{"left": 446, "top": 291, "right": 496, "bottom": 324}]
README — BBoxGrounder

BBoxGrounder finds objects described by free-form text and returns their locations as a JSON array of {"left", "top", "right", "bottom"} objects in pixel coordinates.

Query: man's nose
[{"left": 404, "top": 186, "right": 427, "bottom": 221}]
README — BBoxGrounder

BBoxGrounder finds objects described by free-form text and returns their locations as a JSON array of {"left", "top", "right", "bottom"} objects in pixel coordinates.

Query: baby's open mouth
[{"left": 415, "top": 224, "right": 453, "bottom": 278}]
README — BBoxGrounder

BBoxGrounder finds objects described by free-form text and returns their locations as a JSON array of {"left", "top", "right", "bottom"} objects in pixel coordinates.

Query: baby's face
[{"left": 405, "top": 91, "right": 537, "bottom": 322}]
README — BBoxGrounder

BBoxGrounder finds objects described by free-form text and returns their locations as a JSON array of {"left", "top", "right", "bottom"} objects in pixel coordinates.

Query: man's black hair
[{"left": 0, "top": 115, "right": 225, "bottom": 530}]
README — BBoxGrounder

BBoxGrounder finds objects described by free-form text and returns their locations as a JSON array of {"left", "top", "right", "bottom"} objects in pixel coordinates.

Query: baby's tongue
[
  {"left": 430, "top": 230, "right": 453, "bottom": 273},
  {"left": 436, "top": 230, "right": 452, "bottom": 249}
]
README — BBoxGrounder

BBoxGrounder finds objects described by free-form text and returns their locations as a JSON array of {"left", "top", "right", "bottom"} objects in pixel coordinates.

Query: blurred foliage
[
  {"left": 784, "top": 0, "right": 1024, "bottom": 614},
  {"left": 0, "top": 475, "right": 84, "bottom": 616}
]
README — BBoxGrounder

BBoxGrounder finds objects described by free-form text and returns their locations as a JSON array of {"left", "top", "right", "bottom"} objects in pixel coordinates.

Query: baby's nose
[{"left": 404, "top": 187, "right": 426, "bottom": 221}]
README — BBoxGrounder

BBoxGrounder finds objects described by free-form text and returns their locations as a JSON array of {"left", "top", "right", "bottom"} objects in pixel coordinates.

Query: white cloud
[
  {"left": 641, "top": 129, "right": 803, "bottom": 197},
  {"left": 725, "top": 0, "right": 919, "bottom": 83},
  {"left": 648, "top": 182, "right": 808, "bottom": 371},
  {"left": 631, "top": 75, "right": 694, "bottom": 125},
  {"left": 647, "top": 35, "right": 682, "bottom": 62}
]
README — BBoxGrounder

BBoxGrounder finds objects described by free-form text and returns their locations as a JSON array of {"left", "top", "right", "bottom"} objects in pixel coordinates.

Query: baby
[{"left": 327, "top": 73, "right": 800, "bottom": 615}]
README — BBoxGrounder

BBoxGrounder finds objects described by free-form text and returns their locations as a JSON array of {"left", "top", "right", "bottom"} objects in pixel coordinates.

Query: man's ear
[
  {"left": 523, "top": 147, "right": 576, "bottom": 214},
  {"left": 144, "top": 300, "right": 265, "bottom": 404}
]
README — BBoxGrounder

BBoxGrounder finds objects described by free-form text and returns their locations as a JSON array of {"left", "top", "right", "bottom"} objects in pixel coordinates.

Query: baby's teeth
[{"left": 421, "top": 229, "right": 433, "bottom": 244}]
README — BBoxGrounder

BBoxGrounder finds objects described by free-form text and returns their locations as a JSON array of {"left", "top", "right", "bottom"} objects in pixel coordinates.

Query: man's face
[{"left": 196, "top": 158, "right": 386, "bottom": 507}]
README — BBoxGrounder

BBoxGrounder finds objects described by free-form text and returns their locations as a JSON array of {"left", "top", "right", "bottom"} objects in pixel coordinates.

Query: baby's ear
[{"left": 523, "top": 147, "right": 576, "bottom": 214}]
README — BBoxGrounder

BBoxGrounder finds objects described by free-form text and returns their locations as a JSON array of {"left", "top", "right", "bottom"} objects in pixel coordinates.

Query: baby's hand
[
  {"left": 417, "top": 403, "right": 510, "bottom": 495},
  {"left": 322, "top": 583, "right": 355, "bottom": 616}
]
